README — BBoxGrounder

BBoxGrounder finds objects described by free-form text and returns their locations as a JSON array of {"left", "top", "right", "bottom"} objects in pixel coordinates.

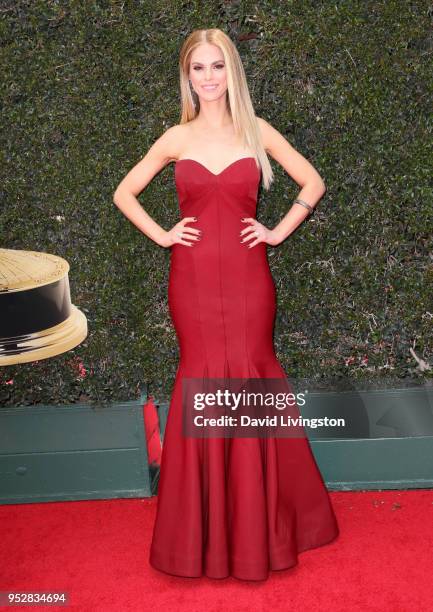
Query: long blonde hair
[{"left": 179, "top": 28, "right": 274, "bottom": 190}]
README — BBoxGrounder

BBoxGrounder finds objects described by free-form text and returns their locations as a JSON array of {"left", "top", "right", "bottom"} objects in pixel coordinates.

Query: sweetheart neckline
[{"left": 175, "top": 156, "right": 256, "bottom": 177}]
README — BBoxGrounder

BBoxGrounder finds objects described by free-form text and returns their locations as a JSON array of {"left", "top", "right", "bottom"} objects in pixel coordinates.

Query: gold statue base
[
  {"left": 0, "top": 248, "right": 88, "bottom": 366},
  {"left": 0, "top": 305, "right": 87, "bottom": 366}
]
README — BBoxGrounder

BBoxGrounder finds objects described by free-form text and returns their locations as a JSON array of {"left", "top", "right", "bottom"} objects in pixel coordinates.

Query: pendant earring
[{"left": 189, "top": 80, "right": 198, "bottom": 106}]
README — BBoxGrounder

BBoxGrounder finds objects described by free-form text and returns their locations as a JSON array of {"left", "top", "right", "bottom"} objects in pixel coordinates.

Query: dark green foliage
[{"left": 1, "top": 1, "right": 432, "bottom": 406}]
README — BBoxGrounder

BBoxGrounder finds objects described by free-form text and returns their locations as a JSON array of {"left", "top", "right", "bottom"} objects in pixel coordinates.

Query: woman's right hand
[{"left": 159, "top": 217, "right": 202, "bottom": 248}]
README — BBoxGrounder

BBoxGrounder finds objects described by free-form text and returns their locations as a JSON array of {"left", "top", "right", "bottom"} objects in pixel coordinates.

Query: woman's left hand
[{"left": 240, "top": 218, "right": 280, "bottom": 248}]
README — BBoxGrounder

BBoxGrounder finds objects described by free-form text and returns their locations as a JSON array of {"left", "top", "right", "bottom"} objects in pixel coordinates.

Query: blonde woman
[{"left": 114, "top": 28, "right": 339, "bottom": 581}]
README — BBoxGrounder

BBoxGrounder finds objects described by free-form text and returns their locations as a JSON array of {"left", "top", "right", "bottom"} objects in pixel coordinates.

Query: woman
[{"left": 113, "top": 28, "right": 339, "bottom": 581}]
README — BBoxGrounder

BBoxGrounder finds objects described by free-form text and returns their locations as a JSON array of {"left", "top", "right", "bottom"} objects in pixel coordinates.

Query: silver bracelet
[{"left": 294, "top": 198, "right": 314, "bottom": 216}]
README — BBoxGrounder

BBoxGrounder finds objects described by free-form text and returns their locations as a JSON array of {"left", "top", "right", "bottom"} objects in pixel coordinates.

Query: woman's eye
[{"left": 192, "top": 64, "right": 224, "bottom": 71}]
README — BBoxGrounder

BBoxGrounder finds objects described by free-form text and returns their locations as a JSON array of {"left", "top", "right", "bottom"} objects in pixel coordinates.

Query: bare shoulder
[
  {"left": 144, "top": 122, "right": 193, "bottom": 166},
  {"left": 152, "top": 123, "right": 191, "bottom": 163},
  {"left": 255, "top": 116, "right": 325, "bottom": 188},
  {"left": 113, "top": 123, "right": 193, "bottom": 197},
  {"left": 256, "top": 116, "right": 284, "bottom": 152}
]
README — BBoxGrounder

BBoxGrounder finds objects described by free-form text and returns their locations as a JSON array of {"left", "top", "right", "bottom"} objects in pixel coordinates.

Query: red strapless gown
[{"left": 149, "top": 157, "right": 339, "bottom": 580}]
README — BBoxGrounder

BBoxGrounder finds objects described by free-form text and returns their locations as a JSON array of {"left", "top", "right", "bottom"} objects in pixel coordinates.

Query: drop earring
[{"left": 189, "top": 79, "right": 198, "bottom": 107}]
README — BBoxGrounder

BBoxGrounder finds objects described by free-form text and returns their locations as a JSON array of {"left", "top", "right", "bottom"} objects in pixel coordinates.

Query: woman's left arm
[{"left": 257, "top": 117, "right": 326, "bottom": 245}]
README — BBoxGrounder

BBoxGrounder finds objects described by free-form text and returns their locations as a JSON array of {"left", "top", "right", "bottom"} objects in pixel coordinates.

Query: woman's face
[{"left": 188, "top": 43, "right": 228, "bottom": 104}]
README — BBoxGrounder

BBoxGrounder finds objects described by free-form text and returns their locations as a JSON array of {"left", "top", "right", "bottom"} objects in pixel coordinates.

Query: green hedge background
[{"left": 1, "top": 0, "right": 432, "bottom": 407}]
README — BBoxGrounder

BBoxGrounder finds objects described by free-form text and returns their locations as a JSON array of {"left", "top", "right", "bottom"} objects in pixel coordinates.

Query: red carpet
[{"left": 1, "top": 489, "right": 432, "bottom": 611}]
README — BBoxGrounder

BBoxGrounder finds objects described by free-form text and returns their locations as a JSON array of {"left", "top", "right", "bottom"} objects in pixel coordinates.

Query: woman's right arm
[{"left": 113, "top": 125, "right": 198, "bottom": 248}]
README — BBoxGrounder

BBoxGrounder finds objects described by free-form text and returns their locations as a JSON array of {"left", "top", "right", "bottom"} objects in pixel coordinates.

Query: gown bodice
[
  {"left": 172, "top": 156, "right": 264, "bottom": 266},
  {"left": 174, "top": 156, "right": 261, "bottom": 217}
]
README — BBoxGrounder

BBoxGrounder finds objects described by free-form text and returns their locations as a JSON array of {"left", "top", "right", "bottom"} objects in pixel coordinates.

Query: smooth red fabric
[
  {"left": 149, "top": 157, "right": 339, "bottom": 580},
  {"left": 143, "top": 397, "right": 162, "bottom": 467}
]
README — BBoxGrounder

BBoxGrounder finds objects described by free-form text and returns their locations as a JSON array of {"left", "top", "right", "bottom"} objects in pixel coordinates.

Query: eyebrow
[{"left": 190, "top": 60, "right": 225, "bottom": 65}]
